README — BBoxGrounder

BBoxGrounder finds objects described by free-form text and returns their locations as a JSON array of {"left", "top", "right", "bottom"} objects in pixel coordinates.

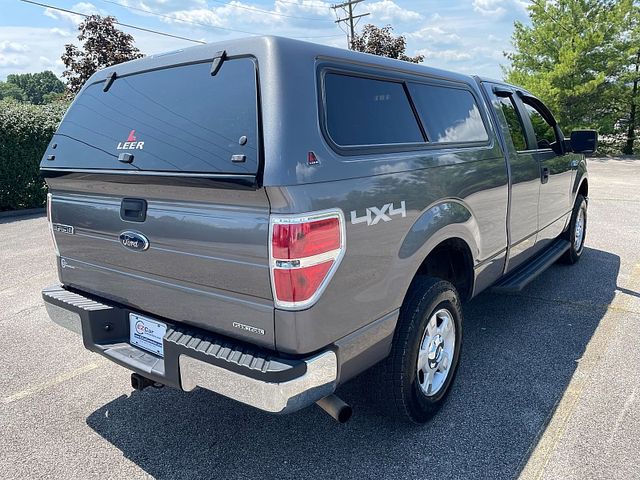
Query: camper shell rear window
[{"left": 50, "top": 57, "right": 259, "bottom": 175}]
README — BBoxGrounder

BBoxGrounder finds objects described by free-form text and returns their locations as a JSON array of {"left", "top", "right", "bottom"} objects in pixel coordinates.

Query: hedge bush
[{"left": 0, "top": 100, "right": 68, "bottom": 211}]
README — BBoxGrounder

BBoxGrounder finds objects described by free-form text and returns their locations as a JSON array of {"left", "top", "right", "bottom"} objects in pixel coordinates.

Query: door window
[
  {"left": 522, "top": 103, "right": 556, "bottom": 150},
  {"left": 495, "top": 96, "right": 528, "bottom": 151}
]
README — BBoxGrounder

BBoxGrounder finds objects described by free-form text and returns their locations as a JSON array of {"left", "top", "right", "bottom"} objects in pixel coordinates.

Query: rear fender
[{"left": 398, "top": 199, "right": 479, "bottom": 295}]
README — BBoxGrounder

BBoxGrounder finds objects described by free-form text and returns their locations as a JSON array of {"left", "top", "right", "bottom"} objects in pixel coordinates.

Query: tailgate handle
[{"left": 120, "top": 198, "right": 147, "bottom": 222}]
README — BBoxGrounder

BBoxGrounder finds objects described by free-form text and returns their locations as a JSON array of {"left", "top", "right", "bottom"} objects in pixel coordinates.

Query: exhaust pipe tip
[{"left": 316, "top": 394, "right": 353, "bottom": 423}]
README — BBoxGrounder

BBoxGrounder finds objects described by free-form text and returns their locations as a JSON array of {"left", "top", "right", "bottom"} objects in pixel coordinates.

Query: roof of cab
[{"left": 87, "top": 35, "right": 478, "bottom": 89}]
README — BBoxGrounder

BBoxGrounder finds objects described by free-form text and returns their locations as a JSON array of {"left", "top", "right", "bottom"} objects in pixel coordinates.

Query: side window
[
  {"left": 408, "top": 83, "right": 489, "bottom": 143},
  {"left": 522, "top": 103, "right": 556, "bottom": 149},
  {"left": 495, "top": 96, "right": 528, "bottom": 151},
  {"left": 324, "top": 73, "right": 424, "bottom": 147}
]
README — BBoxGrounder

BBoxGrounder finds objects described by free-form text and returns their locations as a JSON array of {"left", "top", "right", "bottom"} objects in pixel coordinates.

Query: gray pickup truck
[{"left": 41, "top": 36, "right": 596, "bottom": 424}]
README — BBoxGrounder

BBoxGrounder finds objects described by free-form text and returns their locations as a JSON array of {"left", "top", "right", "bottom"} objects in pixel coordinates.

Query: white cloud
[
  {"left": 0, "top": 41, "right": 30, "bottom": 53},
  {"left": 44, "top": 2, "right": 104, "bottom": 26},
  {"left": 274, "top": 0, "right": 334, "bottom": 19},
  {"left": 416, "top": 48, "right": 472, "bottom": 62},
  {"left": 50, "top": 28, "right": 73, "bottom": 37},
  {"left": 406, "top": 26, "right": 461, "bottom": 45},
  {"left": 0, "top": 54, "right": 29, "bottom": 68},
  {"left": 367, "top": 0, "right": 422, "bottom": 23},
  {"left": 472, "top": 0, "right": 527, "bottom": 17},
  {"left": 117, "top": 0, "right": 207, "bottom": 11},
  {"left": 158, "top": 1, "right": 336, "bottom": 36},
  {"left": 164, "top": 4, "right": 276, "bottom": 29}
]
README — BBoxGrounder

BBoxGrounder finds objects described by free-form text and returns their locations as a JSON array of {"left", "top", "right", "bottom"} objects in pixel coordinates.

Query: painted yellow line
[
  {"left": 1, "top": 363, "right": 99, "bottom": 404},
  {"left": 519, "top": 262, "right": 640, "bottom": 480}
]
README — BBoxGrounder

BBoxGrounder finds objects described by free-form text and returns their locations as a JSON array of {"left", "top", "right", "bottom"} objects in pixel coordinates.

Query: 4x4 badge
[{"left": 350, "top": 201, "right": 406, "bottom": 226}]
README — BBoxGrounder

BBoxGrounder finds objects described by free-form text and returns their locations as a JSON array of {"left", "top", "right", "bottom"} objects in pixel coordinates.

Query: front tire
[
  {"left": 383, "top": 278, "right": 463, "bottom": 423},
  {"left": 561, "top": 194, "right": 587, "bottom": 265}
]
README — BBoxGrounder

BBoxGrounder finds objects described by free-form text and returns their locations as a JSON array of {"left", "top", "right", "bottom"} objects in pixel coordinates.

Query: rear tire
[
  {"left": 382, "top": 278, "right": 463, "bottom": 423},
  {"left": 561, "top": 194, "right": 587, "bottom": 265}
]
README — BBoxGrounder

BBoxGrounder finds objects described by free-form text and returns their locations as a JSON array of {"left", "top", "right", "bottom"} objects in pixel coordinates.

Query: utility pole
[{"left": 332, "top": 0, "right": 369, "bottom": 49}]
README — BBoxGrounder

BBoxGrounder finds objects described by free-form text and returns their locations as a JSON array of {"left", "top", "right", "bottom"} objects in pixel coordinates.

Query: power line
[
  {"left": 100, "top": 0, "right": 343, "bottom": 39},
  {"left": 332, "top": 0, "right": 369, "bottom": 48},
  {"left": 21, "top": 0, "right": 207, "bottom": 44}
]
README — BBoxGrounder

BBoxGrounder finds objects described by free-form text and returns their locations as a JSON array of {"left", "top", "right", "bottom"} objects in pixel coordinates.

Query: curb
[{"left": 0, "top": 208, "right": 45, "bottom": 219}]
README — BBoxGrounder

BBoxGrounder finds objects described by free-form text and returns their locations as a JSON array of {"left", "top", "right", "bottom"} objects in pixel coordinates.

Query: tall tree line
[{"left": 506, "top": 0, "right": 639, "bottom": 154}]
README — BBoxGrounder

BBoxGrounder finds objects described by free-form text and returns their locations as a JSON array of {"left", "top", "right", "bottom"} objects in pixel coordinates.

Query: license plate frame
[{"left": 129, "top": 313, "right": 167, "bottom": 357}]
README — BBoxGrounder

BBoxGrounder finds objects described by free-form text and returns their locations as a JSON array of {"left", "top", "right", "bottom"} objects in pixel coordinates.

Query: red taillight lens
[
  {"left": 272, "top": 261, "right": 334, "bottom": 304},
  {"left": 270, "top": 211, "right": 345, "bottom": 309},
  {"left": 272, "top": 217, "right": 340, "bottom": 259}
]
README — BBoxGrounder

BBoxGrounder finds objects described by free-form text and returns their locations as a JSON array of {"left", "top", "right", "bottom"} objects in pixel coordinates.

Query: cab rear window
[
  {"left": 324, "top": 73, "right": 424, "bottom": 147},
  {"left": 51, "top": 58, "right": 259, "bottom": 174},
  {"left": 322, "top": 70, "right": 489, "bottom": 150}
]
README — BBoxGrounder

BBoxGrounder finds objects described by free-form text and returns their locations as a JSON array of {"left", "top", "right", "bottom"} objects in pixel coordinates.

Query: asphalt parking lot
[{"left": 1, "top": 157, "right": 639, "bottom": 480}]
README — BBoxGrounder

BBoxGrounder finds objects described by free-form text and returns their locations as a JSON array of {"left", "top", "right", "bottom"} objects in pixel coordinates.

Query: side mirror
[{"left": 570, "top": 130, "right": 598, "bottom": 154}]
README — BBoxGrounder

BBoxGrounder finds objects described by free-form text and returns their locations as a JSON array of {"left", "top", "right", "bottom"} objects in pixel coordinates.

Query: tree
[
  {"left": 351, "top": 24, "right": 424, "bottom": 63},
  {"left": 620, "top": 8, "right": 640, "bottom": 154},
  {"left": 0, "top": 82, "right": 26, "bottom": 102},
  {"left": 505, "top": 0, "right": 635, "bottom": 144},
  {"left": 6, "top": 71, "right": 66, "bottom": 104},
  {"left": 61, "top": 15, "right": 143, "bottom": 94}
]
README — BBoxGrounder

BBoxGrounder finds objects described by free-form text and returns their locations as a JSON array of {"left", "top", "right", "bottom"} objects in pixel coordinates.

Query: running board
[{"left": 492, "top": 239, "right": 570, "bottom": 293}]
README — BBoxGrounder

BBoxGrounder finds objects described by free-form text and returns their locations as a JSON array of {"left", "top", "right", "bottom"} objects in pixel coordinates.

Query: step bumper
[{"left": 42, "top": 285, "right": 337, "bottom": 414}]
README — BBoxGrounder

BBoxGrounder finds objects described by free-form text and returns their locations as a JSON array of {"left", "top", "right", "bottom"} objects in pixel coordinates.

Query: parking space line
[
  {"left": 1, "top": 363, "right": 99, "bottom": 404},
  {"left": 519, "top": 262, "right": 640, "bottom": 479}
]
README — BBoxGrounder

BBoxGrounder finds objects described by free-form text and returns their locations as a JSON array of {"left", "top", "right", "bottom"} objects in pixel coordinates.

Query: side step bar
[{"left": 492, "top": 239, "right": 570, "bottom": 293}]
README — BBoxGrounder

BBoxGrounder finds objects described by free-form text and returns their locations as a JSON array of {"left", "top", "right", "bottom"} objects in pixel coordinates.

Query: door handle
[
  {"left": 541, "top": 167, "right": 550, "bottom": 184},
  {"left": 120, "top": 198, "right": 147, "bottom": 222}
]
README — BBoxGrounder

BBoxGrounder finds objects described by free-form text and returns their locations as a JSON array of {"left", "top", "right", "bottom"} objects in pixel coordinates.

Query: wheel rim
[
  {"left": 416, "top": 308, "right": 456, "bottom": 397},
  {"left": 574, "top": 207, "right": 585, "bottom": 251}
]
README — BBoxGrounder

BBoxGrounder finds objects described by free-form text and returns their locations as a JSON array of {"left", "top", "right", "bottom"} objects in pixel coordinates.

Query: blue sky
[{"left": 0, "top": 0, "right": 531, "bottom": 81}]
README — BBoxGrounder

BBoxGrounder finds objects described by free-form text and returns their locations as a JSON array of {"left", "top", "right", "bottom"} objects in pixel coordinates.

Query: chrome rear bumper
[{"left": 180, "top": 351, "right": 337, "bottom": 413}]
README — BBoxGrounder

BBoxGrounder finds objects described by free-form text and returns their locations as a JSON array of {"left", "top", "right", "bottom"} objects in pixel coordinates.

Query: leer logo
[{"left": 117, "top": 129, "right": 144, "bottom": 150}]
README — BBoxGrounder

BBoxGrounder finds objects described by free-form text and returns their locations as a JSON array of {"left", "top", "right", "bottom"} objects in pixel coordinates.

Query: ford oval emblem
[{"left": 119, "top": 231, "right": 149, "bottom": 252}]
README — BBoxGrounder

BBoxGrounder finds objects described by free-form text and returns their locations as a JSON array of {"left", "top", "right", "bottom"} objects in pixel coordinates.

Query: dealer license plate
[{"left": 129, "top": 313, "right": 167, "bottom": 357}]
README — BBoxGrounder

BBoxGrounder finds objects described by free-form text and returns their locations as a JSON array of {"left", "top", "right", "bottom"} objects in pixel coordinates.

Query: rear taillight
[
  {"left": 47, "top": 193, "right": 59, "bottom": 256},
  {"left": 269, "top": 210, "right": 345, "bottom": 310}
]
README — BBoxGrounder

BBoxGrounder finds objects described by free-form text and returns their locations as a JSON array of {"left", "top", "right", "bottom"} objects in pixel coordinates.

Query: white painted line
[{"left": 1, "top": 363, "right": 99, "bottom": 404}]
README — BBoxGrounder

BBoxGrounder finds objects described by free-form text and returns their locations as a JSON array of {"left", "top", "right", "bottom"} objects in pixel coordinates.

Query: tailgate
[{"left": 46, "top": 177, "right": 274, "bottom": 348}]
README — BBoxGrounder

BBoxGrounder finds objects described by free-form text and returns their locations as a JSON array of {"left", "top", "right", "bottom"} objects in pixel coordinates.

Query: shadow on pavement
[{"left": 86, "top": 247, "right": 620, "bottom": 480}]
